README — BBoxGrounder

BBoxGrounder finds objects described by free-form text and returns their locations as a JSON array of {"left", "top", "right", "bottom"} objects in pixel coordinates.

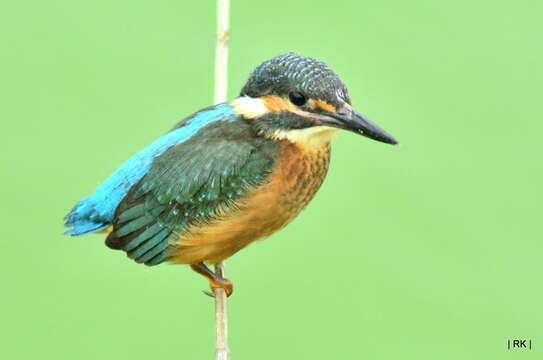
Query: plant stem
[
  {"left": 214, "top": 263, "right": 229, "bottom": 360},
  {"left": 214, "top": 0, "right": 229, "bottom": 105},
  {"left": 213, "top": 1, "right": 230, "bottom": 360}
]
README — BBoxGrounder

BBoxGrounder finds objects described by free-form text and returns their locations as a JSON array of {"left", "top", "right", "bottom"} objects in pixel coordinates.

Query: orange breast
[{"left": 168, "top": 140, "right": 331, "bottom": 265}]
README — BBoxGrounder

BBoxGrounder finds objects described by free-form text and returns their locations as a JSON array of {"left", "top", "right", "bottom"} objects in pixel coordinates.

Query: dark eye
[{"left": 288, "top": 92, "right": 307, "bottom": 106}]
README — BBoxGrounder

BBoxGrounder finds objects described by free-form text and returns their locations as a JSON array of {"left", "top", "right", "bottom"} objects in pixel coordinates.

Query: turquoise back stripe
[{"left": 65, "top": 103, "right": 236, "bottom": 235}]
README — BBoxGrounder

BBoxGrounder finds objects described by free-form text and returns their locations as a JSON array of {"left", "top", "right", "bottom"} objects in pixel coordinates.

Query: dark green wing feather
[{"left": 106, "top": 118, "right": 279, "bottom": 266}]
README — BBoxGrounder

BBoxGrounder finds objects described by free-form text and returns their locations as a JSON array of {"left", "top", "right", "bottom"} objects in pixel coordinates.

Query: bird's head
[{"left": 232, "top": 53, "right": 397, "bottom": 146}]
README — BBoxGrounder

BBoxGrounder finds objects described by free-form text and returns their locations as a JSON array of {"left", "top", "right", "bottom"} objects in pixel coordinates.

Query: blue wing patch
[{"left": 64, "top": 103, "right": 236, "bottom": 236}]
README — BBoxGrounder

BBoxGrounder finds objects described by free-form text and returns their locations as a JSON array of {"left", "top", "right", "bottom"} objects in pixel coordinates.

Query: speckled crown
[{"left": 241, "top": 53, "right": 350, "bottom": 106}]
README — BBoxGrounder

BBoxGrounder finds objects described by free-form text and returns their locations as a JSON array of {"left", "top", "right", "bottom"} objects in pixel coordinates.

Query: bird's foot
[
  {"left": 204, "top": 277, "right": 233, "bottom": 298},
  {"left": 191, "top": 262, "right": 234, "bottom": 297}
]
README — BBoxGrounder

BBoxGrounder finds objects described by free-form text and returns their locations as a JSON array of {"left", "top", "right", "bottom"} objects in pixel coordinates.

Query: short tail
[{"left": 64, "top": 198, "right": 110, "bottom": 236}]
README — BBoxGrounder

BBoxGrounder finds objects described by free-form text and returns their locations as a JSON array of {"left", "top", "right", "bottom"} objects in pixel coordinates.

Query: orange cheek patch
[
  {"left": 262, "top": 95, "right": 297, "bottom": 113},
  {"left": 314, "top": 100, "right": 336, "bottom": 113}
]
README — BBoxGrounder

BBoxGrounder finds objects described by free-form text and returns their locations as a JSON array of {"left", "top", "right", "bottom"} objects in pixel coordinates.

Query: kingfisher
[{"left": 64, "top": 53, "right": 397, "bottom": 296}]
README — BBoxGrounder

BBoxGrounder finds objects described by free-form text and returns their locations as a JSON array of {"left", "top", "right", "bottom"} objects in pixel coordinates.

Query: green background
[{"left": 1, "top": 0, "right": 541, "bottom": 359}]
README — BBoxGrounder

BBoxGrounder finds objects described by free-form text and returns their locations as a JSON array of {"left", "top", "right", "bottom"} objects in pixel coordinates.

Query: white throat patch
[{"left": 271, "top": 126, "right": 337, "bottom": 147}]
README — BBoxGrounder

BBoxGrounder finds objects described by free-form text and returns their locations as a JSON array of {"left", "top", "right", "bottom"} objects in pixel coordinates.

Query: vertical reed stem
[
  {"left": 213, "top": 1, "right": 230, "bottom": 359},
  {"left": 214, "top": 0, "right": 229, "bottom": 105},
  {"left": 214, "top": 263, "right": 229, "bottom": 360}
]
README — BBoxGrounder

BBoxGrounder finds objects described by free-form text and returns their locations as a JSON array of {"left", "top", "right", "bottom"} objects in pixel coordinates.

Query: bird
[{"left": 64, "top": 53, "right": 397, "bottom": 296}]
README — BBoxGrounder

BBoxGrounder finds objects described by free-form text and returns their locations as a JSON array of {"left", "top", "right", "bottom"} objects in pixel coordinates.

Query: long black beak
[{"left": 319, "top": 107, "right": 398, "bottom": 145}]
